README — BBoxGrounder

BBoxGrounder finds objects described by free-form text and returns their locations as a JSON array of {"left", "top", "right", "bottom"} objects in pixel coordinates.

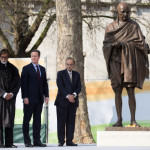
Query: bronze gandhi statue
[{"left": 103, "top": 3, "right": 149, "bottom": 127}]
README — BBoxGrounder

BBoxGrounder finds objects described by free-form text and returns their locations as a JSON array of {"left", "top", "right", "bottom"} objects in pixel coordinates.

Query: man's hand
[
  {"left": 68, "top": 94, "right": 75, "bottom": 103},
  {"left": 113, "top": 42, "right": 122, "bottom": 49},
  {"left": 24, "top": 98, "right": 29, "bottom": 105},
  {"left": 45, "top": 97, "right": 49, "bottom": 105},
  {"left": 5, "top": 93, "right": 13, "bottom": 100}
]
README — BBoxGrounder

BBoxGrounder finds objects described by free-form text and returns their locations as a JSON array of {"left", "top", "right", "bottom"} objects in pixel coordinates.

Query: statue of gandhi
[{"left": 103, "top": 3, "right": 149, "bottom": 127}]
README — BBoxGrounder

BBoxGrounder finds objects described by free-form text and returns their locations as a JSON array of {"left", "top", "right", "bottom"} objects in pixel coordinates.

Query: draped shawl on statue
[{"left": 103, "top": 18, "right": 149, "bottom": 89}]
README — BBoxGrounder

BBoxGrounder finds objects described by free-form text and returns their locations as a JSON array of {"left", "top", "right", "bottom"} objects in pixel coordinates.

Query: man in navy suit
[
  {"left": 55, "top": 57, "right": 81, "bottom": 146},
  {"left": 21, "top": 50, "right": 49, "bottom": 147}
]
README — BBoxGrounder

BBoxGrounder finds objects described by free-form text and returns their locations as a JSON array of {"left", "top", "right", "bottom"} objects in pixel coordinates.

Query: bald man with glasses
[{"left": 55, "top": 57, "right": 81, "bottom": 146}]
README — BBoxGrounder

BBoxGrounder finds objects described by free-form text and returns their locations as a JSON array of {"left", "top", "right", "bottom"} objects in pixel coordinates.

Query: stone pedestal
[
  {"left": 106, "top": 127, "right": 150, "bottom": 131},
  {"left": 97, "top": 127, "right": 150, "bottom": 146}
]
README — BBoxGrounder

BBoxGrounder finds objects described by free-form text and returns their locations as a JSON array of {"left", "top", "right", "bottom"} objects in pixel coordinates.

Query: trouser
[
  {"left": 56, "top": 104, "right": 77, "bottom": 143},
  {"left": 23, "top": 103, "right": 43, "bottom": 144},
  {"left": 0, "top": 127, "right": 13, "bottom": 146}
]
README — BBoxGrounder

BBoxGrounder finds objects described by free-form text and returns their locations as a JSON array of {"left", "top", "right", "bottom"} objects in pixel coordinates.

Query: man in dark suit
[
  {"left": 21, "top": 49, "right": 49, "bottom": 147},
  {"left": 0, "top": 49, "right": 20, "bottom": 148},
  {"left": 55, "top": 57, "right": 81, "bottom": 146}
]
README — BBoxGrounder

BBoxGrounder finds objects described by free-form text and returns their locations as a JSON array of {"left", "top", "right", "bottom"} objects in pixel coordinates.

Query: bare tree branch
[
  {"left": 18, "top": 0, "right": 53, "bottom": 56},
  {"left": 83, "top": 18, "right": 93, "bottom": 30},
  {"left": 29, "top": 13, "right": 56, "bottom": 52},
  {"left": 24, "top": 0, "right": 52, "bottom": 39},
  {"left": 0, "top": 26, "right": 14, "bottom": 56},
  {"left": 2, "top": 30, "right": 14, "bottom": 35},
  {"left": 82, "top": 15, "right": 114, "bottom": 19},
  {"left": 0, "top": 0, "right": 15, "bottom": 24}
]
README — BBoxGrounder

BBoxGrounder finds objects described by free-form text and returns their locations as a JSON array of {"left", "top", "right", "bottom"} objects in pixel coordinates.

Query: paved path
[{"left": 0, "top": 144, "right": 150, "bottom": 150}]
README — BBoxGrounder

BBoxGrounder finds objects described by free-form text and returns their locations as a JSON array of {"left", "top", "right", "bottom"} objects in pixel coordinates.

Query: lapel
[
  {"left": 30, "top": 63, "right": 37, "bottom": 76},
  {"left": 72, "top": 70, "right": 75, "bottom": 86},
  {"left": 65, "top": 69, "right": 72, "bottom": 85},
  {"left": 30, "top": 63, "right": 44, "bottom": 79}
]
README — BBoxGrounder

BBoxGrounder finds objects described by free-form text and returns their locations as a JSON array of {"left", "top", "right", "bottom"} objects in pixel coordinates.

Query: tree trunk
[{"left": 56, "top": 0, "right": 94, "bottom": 143}]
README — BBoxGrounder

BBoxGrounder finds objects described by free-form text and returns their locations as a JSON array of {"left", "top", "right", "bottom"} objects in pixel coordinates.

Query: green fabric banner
[{"left": 3, "top": 124, "right": 46, "bottom": 143}]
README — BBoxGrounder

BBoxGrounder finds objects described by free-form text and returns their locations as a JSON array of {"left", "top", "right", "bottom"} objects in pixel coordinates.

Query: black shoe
[
  {"left": 5, "top": 144, "right": 17, "bottom": 148},
  {"left": 25, "top": 143, "right": 33, "bottom": 147},
  {"left": 0, "top": 144, "right": 5, "bottom": 148},
  {"left": 58, "top": 142, "right": 64, "bottom": 146},
  {"left": 66, "top": 142, "right": 78, "bottom": 146},
  {"left": 34, "top": 143, "right": 47, "bottom": 147}
]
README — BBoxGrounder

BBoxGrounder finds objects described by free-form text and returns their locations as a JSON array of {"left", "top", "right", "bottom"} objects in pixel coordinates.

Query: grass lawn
[
  {"left": 15, "top": 109, "right": 24, "bottom": 124},
  {"left": 14, "top": 110, "right": 150, "bottom": 144}
]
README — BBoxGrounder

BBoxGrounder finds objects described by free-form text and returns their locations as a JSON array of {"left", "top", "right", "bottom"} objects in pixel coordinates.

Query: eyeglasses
[
  {"left": 0, "top": 56, "right": 8, "bottom": 59},
  {"left": 66, "top": 64, "right": 74, "bottom": 66}
]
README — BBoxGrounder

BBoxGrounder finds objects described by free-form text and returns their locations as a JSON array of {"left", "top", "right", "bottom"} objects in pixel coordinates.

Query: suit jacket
[
  {"left": 21, "top": 63, "right": 49, "bottom": 103},
  {"left": 55, "top": 69, "right": 81, "bottom": 108}
]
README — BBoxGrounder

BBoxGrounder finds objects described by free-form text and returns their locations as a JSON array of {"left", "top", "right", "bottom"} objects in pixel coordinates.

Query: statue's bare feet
[
  {"left": 112, "top": 121, "right": 122, "bottom": 127},
  {"left": 131, "top": 121, "right": 141, "bottom": 127}
]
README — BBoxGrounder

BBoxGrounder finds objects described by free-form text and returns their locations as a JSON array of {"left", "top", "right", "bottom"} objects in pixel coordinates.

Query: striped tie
[{"left": 69, "top": 72, "right": 72, "bottom": 82}]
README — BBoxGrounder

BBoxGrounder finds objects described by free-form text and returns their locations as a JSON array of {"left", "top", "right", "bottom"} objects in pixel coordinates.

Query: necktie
[
  {"left": 69, "top": 72, "right": 72, "bottom": 82},
  {"left": 36, "top": 65, "right": 40, "bottom": 81}
]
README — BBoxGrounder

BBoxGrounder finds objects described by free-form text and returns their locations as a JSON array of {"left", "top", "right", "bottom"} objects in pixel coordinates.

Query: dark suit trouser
[
  {"left": 56, "top": 104, "right": 77, "bottom": 143},
  {"left": 23, "top": 103, "right": 43, "bottom": 144},
  {"left": 0, "top": 128, "right": 3, "bottom": 146},
  {"left": 0, "top": 127, "right": 13, "bottom": 146}
]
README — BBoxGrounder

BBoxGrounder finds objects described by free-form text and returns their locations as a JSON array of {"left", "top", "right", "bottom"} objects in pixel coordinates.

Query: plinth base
[
  {"left": 97, "top": 127, "right": 150, "bottom": 146},
  {"left": 106, "top": 126, "right": 150, "bottom": 131}
]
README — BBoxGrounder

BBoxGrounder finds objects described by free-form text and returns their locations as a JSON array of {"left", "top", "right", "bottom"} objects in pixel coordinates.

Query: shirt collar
[
  {"left": 32, "top": 62, "right": 39, "bottom": 67},
  {"left": 0, "top": 61, "right": 7, "bottom": 67},
  {"left": 67, "top": 70, "right": 72, "bottom": 74}
]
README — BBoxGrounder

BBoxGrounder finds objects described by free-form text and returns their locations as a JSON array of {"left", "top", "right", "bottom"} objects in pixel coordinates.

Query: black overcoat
[{"left": 0, "top": 61, "right": 20, "bottom": 127}]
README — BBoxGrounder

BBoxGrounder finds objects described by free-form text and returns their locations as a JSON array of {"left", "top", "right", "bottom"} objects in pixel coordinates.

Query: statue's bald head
[
  {"left": 117, "top": 3, "right": 130, "bottom": 21},
  {"left": 117, "top": 3, "right": 129, "bottom": 12}
]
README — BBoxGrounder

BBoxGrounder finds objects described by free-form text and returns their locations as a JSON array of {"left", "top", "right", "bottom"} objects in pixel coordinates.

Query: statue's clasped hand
[{"left": 112, "top": 42, "right": 122, "bottom": 49}]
